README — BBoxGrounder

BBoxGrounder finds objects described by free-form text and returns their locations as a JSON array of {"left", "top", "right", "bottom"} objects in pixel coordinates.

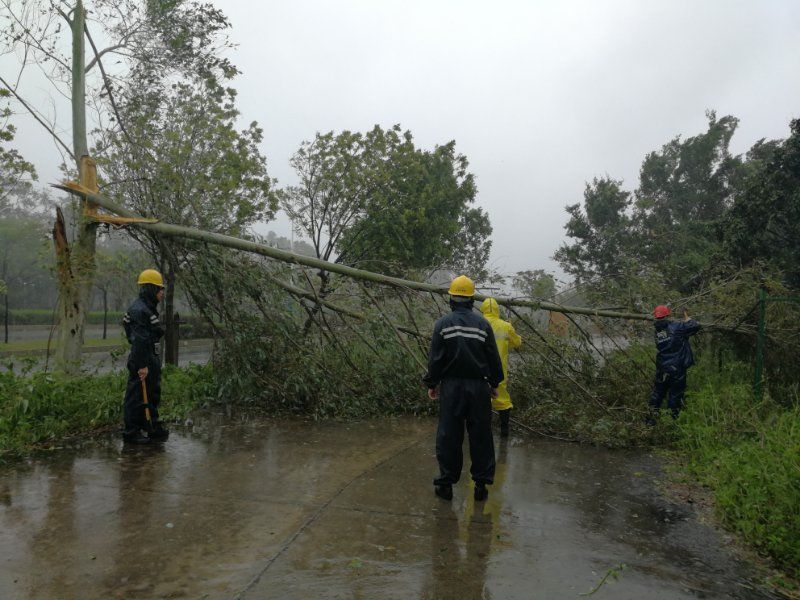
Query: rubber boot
[
  {"left": 123, "top": 432, "right": 150, "bottom": 445},
  {"left": 474, "top": 482, "right": 488, "bottom": 502},
  {"left": 435, "top": 484, "right": 453, "bottom": 501},
  {"left": 499, "top": 409, "right": 510, "bottom": 438},
  {"left": 149, "top": 424, "right": 170, "bottom": 442}
]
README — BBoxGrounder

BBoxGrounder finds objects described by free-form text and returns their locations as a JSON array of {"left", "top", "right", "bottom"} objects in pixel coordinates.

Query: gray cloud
[{"left": 7, "top": 0, "right": 800, "bottom": 277}]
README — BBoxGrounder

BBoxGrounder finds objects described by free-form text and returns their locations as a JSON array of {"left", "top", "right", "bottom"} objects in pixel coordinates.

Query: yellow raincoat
[{"left": 480, "top": 298, "right": 522, "bottom": 411}]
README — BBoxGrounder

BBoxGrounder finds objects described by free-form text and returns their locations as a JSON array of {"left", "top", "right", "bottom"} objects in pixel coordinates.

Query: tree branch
[
  {"left": 4, "top": 4, "right": 71, "bottom": 72},
  {"left": 55, "top": 5, "right": 72, "bottom": 25},
  {"left": 0, "top": 74, "right": 75, "bottom": 161},
  {"left": 83, "top": 22, "right": 134, "bottom": 147}
]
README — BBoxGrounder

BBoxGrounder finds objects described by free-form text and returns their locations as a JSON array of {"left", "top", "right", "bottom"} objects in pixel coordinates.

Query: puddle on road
[{"left": 0, "top": 416, "right": 777, "bottom": 599}]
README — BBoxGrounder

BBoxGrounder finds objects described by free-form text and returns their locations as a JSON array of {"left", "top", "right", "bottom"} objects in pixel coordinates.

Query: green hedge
[{"left": 0, "top": 363, "right": 217, "bottom": 458}]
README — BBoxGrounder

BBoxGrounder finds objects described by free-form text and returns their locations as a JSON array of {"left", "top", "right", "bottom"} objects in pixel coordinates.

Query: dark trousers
[
  {"left": 434, "top": 377, "right": 495, "bottom": 486},
  {"left": 649, "top": 370, "right": 687, "bottom": 418},
  {"left": 123, "top": 357, "right": 161, "bottom": 436}
]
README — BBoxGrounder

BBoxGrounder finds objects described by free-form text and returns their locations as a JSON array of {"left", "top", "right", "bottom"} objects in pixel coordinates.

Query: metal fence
[{"left": 753, "top": 287, "right": 800, "bottom": 401}]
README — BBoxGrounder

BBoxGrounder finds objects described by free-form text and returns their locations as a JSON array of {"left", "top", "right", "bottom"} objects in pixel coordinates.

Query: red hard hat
[{"left": 653, "top": 305, "right": 670, "bottom": 319}]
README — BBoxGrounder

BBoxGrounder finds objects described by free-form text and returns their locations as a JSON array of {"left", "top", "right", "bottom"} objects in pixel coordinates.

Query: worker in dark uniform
[
  {"left": 647, "top": 304, "right": 701, "bottom": 424},
  {"left": 423, "top": 275, "right": 504, "bottom": 502},
  {"left": 122, "top": 269, "right": 169, "bottom": 444}
]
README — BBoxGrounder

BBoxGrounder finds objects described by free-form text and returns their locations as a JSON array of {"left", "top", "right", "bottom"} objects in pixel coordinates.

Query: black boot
[
  {"left": 149, "top": 424, "right": 170, "bottom": 442},
  {"left": 435, "top": 484, "right": 453, "bottom": 501},
  {"left": 474, "top": 483, "right": 488, "bottom": 502},
  {"left": 123, "top": 432, "right": 150, "bottom": 445},
  {"left": 499, "top": 409, "right": 510, "bottom": 438}
]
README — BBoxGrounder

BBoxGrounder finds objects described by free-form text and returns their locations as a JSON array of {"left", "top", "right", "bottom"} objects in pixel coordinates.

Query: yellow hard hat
[
  {"left": 137, "top": 269, "right": 164, "bottom": 287},
  {"left": 448, "top": 275, "right": 475, "bottom": 297}
]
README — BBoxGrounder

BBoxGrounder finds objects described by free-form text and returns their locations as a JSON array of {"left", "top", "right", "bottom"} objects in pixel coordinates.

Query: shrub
[
  {"left": 0, "top": 364, "right": 217, "bottom": 458},
  {"left": 676, "top": 365, "right": 800, "bottom": 578}
]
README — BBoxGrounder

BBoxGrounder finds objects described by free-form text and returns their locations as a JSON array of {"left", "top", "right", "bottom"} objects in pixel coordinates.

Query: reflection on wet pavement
[{"left": 0, "top": 416, "right": 776, "bottom": 599}]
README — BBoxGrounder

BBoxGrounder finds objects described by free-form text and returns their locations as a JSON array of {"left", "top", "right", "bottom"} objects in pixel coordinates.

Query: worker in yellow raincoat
[{"left": 480, "top": 298, "right": 522, "bottom": 437}]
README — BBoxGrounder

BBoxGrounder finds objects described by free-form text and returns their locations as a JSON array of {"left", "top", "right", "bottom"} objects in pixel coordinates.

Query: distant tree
[
  {"left": 724, "top": 119, "right": 800, "bottom": 289},
  {"left": 634, "top": 111, "right": 742, "bottom": 292},
  {"left": 0, "top": 214, "right": 49, "bottom": 342},
  {"left": 555, "top": 113, "right": 746, "bottom": 305},
  {"left": 554, "top": 176, "right": 633, "bottom": 285},
  {"left": 264, "top": 231, "right": 316, "bottom": 256},
  {"left": 0, "top": 107, "right": 46, "bottom": 334},
  {"left": 93, "top": 245, "right": 147, "bottom": 339},
  {"left": 1, "top": 0, "right": 240, "bottom": 371},
  {"left": 513, "top": 269, "right": 557, "bottom": 300},
  {"left": 96, "top": 77, "right": 277, "bottom": 363},
  {"left": 282, "top": 125, "right": 492, "bottom": 286},
  {"left": 281, "top": 129, "right": 368, "bottom": 272},
  {"left": 337, "top": 129, "right": 491, "bottom": 278},
  {"left": 0, "top": 92, "right": 37, "bottom": 213}
]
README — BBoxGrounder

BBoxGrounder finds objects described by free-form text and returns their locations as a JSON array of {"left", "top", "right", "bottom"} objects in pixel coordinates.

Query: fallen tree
[{"left": 54, "top": 182, "right": 656, "bottom": 321}]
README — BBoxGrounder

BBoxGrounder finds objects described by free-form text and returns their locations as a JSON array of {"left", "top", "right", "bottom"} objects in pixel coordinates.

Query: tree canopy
[
  {"left": 724, "top": 119, "right": 800, "bottom": 288},
  {"left": 554, "top": 112, "right": 800, "bottom": 306},
  {"left": 282, "top": 125, "right": 492, "bottom": 279},
  {"left": 0, "top": 90, "right": 38, "bottom": 213}
]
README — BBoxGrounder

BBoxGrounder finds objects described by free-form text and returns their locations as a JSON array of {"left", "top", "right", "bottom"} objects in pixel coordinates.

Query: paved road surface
[
  {"left": 3, "top": 325, "right": 110, "bottom": 342},
  {"left": 0, "top": 417, "right": 775, "bottom": 599},
  {"left": 3, "top": 341, "right": 212, "bottom": 374}
]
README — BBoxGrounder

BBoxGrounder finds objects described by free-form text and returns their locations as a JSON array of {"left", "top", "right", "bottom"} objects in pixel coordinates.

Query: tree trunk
[
  {"left": 301, "top": 269, "right": 330, "bottom": 336},
  {"left": 71, "top": 0, "right": 88, "bottom": 160},
  {"left": 61, "top": 183, "right": 747, "bottom": 327},
  {"left": 53, "top": 1, "right": 99, "bottom": 374},
  {"left": 164, "top": 260, "right": 177, "bottom": 365},
  {"left": 3, "top": 292, "right": 8, "bottom": 345},
  {"left": 2, "top": 254, "right": 7, "bottom": 344},
  {"left": 53, "top": 164, "right": 99, "bottom": 373},
  {"left": 102, "top": 287, "right": 107, "bottom": 339}
]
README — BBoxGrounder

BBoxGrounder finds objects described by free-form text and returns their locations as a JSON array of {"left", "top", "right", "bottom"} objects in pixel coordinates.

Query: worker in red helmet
[{"left": 647, "top": 305, "right": 701, "bottom": 424}]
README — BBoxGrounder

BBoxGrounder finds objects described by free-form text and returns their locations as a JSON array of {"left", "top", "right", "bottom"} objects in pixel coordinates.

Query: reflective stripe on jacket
[
  {"left": 654, "top": 318, "right": 701, "bottom": 374},
  {"left": 423, "top": 303, "right": 504, "bottom": 389}
]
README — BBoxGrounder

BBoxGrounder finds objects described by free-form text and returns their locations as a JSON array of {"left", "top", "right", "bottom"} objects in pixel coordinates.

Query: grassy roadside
[
  {"left": 0, "top": 337, "right": 213, "bottom": 357},
  {"left": 0, "top": 337, "right": 127, "bottom": 354},
  {"left": 669, "top": 358, "right": 800, "bottom": 592},
  {"left": 2, "top": 342, "right": 796, "bottom": 592},
  {"left": 3, "top": 309, "right": 124, "bottom": 326},
  {"left": 0, "top": 364, "right": 217, "bottom": 459}
]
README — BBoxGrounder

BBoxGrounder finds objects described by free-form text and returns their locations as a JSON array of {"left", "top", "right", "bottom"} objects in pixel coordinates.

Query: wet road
[
  {"left": 3, "top": 325, "right": 109, "bottom": 342},
  {"left": 0, "top": 417, "right": 775, "bottom": 599},
  {"left": 4, "top": 341, "right": 212, "bottom": 374}
]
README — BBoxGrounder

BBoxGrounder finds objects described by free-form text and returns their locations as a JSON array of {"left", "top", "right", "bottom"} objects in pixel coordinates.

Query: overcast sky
[{"left": 6, "top": 0, "right": 800, "bottom": 279}]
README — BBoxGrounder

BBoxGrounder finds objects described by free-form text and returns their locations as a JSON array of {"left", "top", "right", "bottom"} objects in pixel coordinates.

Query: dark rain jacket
[
  {"left": 423, "top": 303, "right": 505, "bottom": 389},
  {"left": 123, "top": 288, "right": 164, "bottom": 370},
  {"left": 654, "top": 318, "right": 701, "bottom": 375}
]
